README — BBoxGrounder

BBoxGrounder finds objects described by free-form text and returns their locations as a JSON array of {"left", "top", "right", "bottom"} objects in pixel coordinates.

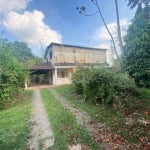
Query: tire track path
[
  {"left": 50, "top": 88, "right": 132, "bottom": 150},
  {"left": 27, "top": 89, "right": 54, "bottom": 150}
]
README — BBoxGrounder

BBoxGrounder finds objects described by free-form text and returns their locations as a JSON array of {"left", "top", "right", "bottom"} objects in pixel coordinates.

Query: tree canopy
[
  {"left": 126, "top": 0, "right": 150, "bottom": 9},
  {"left": 0, "top": 39, "right": 34, "bottom": 63},
  {"left": 12, "top": 41, "right": 34, "bottom": 62},
  {"left": 0, "top": 39, "right": 36, "bottom": 108},
  {"left": 123, "top": 5, "right": 150, "bottom": 87}
]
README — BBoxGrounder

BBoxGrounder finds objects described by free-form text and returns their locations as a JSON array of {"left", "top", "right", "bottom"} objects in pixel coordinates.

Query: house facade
[{"left": 30, "top": 43, "right": 107, "bottom": 85}]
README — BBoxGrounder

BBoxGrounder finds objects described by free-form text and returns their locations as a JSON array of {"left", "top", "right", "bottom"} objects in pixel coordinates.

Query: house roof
[
  {"left": 47, "top": 42, "right": 106, "bottom": 51},
  {"left": 44, "top": 42, "right": 107, "bottom": 59}
]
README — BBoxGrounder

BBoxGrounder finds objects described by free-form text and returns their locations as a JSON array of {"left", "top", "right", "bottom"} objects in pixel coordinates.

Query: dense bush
[
  {"left": 0, "top": 58, "right": 28, "bottom": 108},
  {"left": 84, "top": 68, "right": 115, "bottom": 103},
  {"left": 0, "top": 40, "right": 29, "bottom": 109},
  {"left": 72, "top": 67, "right": 138, "bottom": 106},
  {"left": 71, "top": 67, "right": 92, "bottom": 95}
]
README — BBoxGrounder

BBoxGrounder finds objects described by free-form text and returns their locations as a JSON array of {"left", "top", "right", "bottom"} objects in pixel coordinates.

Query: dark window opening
[
  {"left": 57, "top": 69, "right": 68, "bottom": 78},
  {"left": 50, "top": 51, "right": 52, "bottom": 59}
]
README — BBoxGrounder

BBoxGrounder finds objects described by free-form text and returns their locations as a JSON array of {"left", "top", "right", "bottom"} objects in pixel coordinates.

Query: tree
[
  {"left": 0, "top": 39, "right": 33, "bottom": 108},
  {"left": 123, "top": 5, "right": 150, "bottom": 87},
  {"left": 12, "top": 41, "right": 34, "bottom": 62},
  {"left": 25, "top": 56, "right": 41, "bottom": 69},
  {"left": 126, "top": 0, "right": 150, "bottom": 9},
  {"left": 0, "top": 39, "right": 34, "bottom": 63}
]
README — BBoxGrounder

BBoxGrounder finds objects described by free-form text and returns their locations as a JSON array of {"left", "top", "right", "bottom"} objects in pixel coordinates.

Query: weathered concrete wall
[
  {"left": 56, "top": 77, "right": 71, "bottom": 85},
  {"left": 55, "top": 68, "right": 74, "bottom": 85},
  {"left": 53, "top": 45, "right": 106, "bottom": 64}
]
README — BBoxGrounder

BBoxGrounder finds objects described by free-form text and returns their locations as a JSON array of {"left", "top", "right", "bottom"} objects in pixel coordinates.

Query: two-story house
[{"left": 30, "top": 43, "right": 107, "bottom": 85}]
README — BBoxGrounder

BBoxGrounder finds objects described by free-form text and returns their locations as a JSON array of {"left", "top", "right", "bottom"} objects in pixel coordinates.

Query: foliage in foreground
[
  {"left": 72, "top": 67, "right": 138, "bottom": 113},
  {"left": 0, "top": 90, "right": 32, "bottom": 150},
  {"left": 41, "top": 88, "right": 99, "bottom": 150}
]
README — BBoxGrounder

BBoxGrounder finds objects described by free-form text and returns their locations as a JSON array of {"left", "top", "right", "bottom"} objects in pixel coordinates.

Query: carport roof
[
  {"left": 30, "top": 62, "right": 54, "bottom": 70},
  {"left": 30, "top": 62, "right": 54, "bottom": 74}
]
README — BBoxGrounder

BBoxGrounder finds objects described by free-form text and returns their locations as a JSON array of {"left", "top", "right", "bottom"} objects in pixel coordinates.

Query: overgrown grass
[
  {"left": 55, "top": 85, "right": 123, "bottom": 123},
  {"left": 138, "top": 88, "right": 150, "bottom": 101},
  {"left": 55, "top": 85, "right": 150, "bottom": 144},
  {"left": 40, "top": 88, "right": 99, "bottom": 150},
  {"left": 0, "top": 90, "right": 32, "bottom": 150}
]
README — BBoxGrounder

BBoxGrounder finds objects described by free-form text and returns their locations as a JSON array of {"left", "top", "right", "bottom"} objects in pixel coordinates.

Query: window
[{"left": 57, "top": 69, "right": 68, "bottom": 78}]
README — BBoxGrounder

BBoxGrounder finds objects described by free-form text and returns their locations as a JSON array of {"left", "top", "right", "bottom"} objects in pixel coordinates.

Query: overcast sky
[{"left": 0, "top": 0, "right": 136, "bottom": 59}]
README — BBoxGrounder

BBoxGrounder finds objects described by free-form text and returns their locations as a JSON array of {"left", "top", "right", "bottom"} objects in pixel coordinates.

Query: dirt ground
[{"left": 27, "top": 84, "right": 54, "bottom": 90}]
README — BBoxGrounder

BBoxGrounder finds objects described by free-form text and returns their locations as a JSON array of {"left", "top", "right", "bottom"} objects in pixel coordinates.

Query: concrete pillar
[
  {"left": 48, "top": 71, "right": 52, "bottom": 84},
  {"left": 25, "top": 82, "right": 28, "bottom": 89},
  {"left": 53, "top": 68, "right": 57, "bottom": 85},
  {"left": 73, "top": 67, "right": 76, "bottom": 73}
]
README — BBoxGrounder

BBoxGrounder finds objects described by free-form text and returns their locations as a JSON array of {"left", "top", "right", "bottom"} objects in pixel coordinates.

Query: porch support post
[
  {"left": 48, "top": 71, "right": 52, "bottom": 84},
  {"left": 25, "top": 81, "right": 28, "bottom": 89},
  {"left": 53, "top": 68, "right": 57, "bottom": 85}
]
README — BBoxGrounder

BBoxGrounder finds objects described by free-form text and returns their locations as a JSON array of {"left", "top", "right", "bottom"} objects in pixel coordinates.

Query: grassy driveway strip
[
  {"left": 0, "top": 90, "right": 32, "bottom": 150},
  {"left": 40, "top": 88, "right": 99, "bottom": 150}
]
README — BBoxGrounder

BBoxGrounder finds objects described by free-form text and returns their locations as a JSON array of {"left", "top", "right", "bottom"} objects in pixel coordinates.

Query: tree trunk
[
  {"left": 94, "top": 0, "right": 121, "bottom": 62},
  {"left": 115, "top": 0, "right": 124, "bottom": 54}
]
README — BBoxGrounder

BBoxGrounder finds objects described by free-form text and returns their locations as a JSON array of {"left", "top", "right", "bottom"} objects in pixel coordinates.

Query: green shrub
[
  {"left": 112, "top": 70, "right": 138, "bottom": 96},
  {"left": 85, "top": 68, "right": 115, "bottom": 103},
  {"left": 0, "top": 55, "right": 28, "bottom": 109},
  {"left": 72, "top": 67, "right": 138, "bottom": 106},
  {"left": 72, "top": 67, "right": 92, "bottom": 95}
]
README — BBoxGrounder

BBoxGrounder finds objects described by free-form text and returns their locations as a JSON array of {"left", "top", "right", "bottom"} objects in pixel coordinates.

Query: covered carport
[{"left": 29, "top": 62, "right": 54, "bottom": 86}]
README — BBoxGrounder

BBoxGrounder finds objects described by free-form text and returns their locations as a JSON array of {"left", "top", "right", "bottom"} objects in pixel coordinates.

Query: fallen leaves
[
  {"left": 92, "top": 124, "right": 130, "bottom": 149},
  {"left": 89, "top": 120, "right": 150, "bottom": 150}
]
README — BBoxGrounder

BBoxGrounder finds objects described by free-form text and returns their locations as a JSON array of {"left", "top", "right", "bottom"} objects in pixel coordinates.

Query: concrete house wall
[{"left": 51, "top": 44, "right": 106, "bottom": 64}]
